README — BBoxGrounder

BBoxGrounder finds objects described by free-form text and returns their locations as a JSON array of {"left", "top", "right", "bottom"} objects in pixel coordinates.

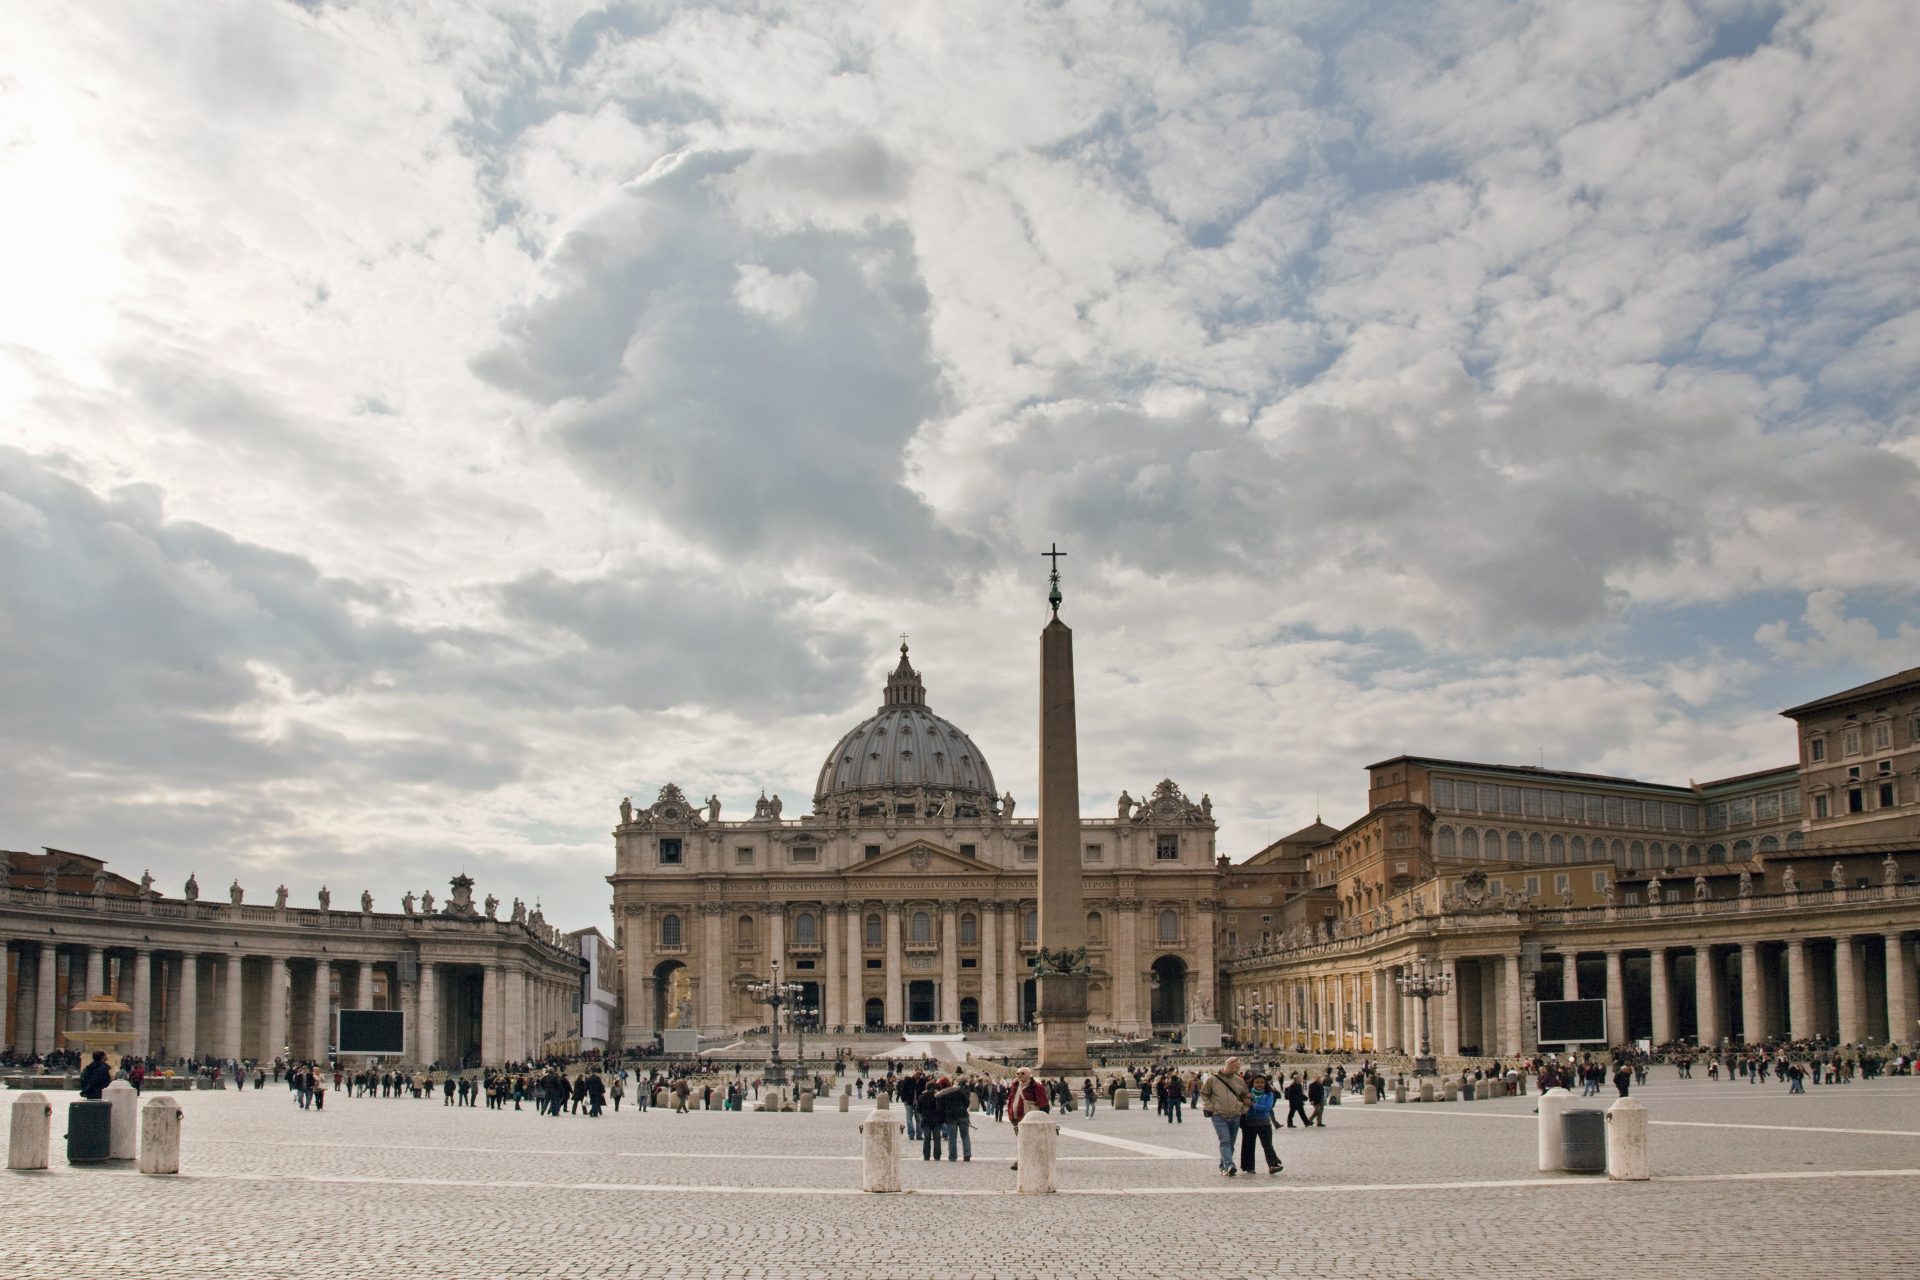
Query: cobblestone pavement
[{"left": 4, "top": 1071, "right": 1917, "bottom": 1278}]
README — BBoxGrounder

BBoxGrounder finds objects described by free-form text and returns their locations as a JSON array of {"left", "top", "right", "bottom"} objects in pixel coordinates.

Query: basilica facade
[{"left": 608, "top": 644, "right": 1222, "bottom": 1042}]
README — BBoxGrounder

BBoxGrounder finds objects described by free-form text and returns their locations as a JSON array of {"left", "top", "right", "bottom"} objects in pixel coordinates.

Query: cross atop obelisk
[{"left": 1034, "top": 541, "right": 1089, "bottom": 1070}]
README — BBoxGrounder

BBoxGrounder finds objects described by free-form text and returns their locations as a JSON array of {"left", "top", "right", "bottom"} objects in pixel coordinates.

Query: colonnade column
[
  {"left": 980, "top": 904, "right": 1000, "bottom": 1026},
  {"left": 309, "top": 961, "right": 329, "bottom": 1061},
  {"left": 1739, "top": 941, "right": 1765, "bottom": 1041},
  {"left": 1887, "top": 933, "right": 1917, "bottom": 1045},
  {"left": 267, "top": 958, "right": 289, "bottom": 1062},
  {"left": 1110, "top": 899, "right": 1137, "bottom": 1030},
  {"left": 225, "top": 955, "right": 245, "bottom": 1060},
  {"left": 1786, "top": 938, "right": 1811, "bottom": 1040},
  {"left": 844, "top": 904, "right": 864, "bottom": 1028},
  {"left": 1560, "top": 952, "right": 1577, "bottom": 1001},
  {"left": 85, "top": 946, "right": 104, "bottom": 999},
  {"left": 938, "top": 900, "right": 959, "bottom": 1026},
  {"left": 823, "top": 905, "right": 844, "bottom": 1031},
  {"left": 622, "top": 907, "right": 650, "bottom": 1046},
  {"left": 883, "top": 903, "right": 903, "bottom": 1026},
  {"left": 1834, "top": 935, "right": 1861, "bottom": 1045},
  {"left": 1603, "top": 949, "right": 1625, "bottom": 1045},
  {"left": 355, "top": 962, "right": 374, "bottom": 1015},
  {"left": 34, "top": 944, "right": 56, "bottom": 1055},
  {"left": 478, "top": 966, "right": 498, "bottom": 1064},
  {"left": 1502, "top": 953, "right": 1523, "bottom": 1055},
  {"left": 1649, "top": 948, "right": 1673, "bottom": 1045},
  {"left": 416, "top": 961, "right": 437, "bottom": 1067},
  {"left": 1001, "top": 906, "right": 1019, "bottom": 1023},
  {"left": 700, "top": 905, "right": 726, "bottom": 1029},
  {"left": 769, "top": 910, "right": 786, "bottom": 975},
  {"left": 1439, "top": 959, "right": 1459, "bottom": 1056},
  {"left": 131, "top": 949, "right": 153, "bottom": 1057},
  {"left": 1695, "top": 948, "right": 1722, "bottom": 1047},
  {"left": 179, "top": 954, "right": 200, "bottom": 1062}
]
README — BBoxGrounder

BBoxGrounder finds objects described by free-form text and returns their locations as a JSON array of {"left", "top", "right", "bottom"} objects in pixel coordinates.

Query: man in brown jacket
[
  {"left": 1007, "top": 1066, "right": 1050, "bottom": 1170},
  {"left": 1199, "top": 1056, "right": 1252, "bottom": 1176}
]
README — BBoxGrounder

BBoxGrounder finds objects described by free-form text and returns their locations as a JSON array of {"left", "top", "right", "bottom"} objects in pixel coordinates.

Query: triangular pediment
[{"left": 850, "top": 841, "right": 1001, "bottom": 877}]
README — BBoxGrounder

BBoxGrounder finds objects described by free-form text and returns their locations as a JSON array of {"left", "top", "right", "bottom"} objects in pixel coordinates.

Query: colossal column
[
  {"left": 1886, "top": 933, "right": 1917, "bottom": 1046},
  {"left": 1603, "top": 949, "right": 1626, "bottom": 1045},
  {"left": 701, "top": 905, "right": 726, "bottom": 1029},
  {"left": 980, "top": 903, "right": 1000, "bottom": 1026},
  {"left": 1560, "top": 951, "right": 1578, "bottom": 1001},
  {"left": 1739, "top": 941, "right": 1765, "bottom": 1041},
  {"left": 178, "top": 954, "right": 200, "bottom": 1062},
  {"left": 85, "top": 946, "right": 104, "bottom": 999},
  {"left": 1786, "top": 938, "right": 1811, "bottom": 1040},
  {"left": 1110, "top": 898, "right": 1139, "bottom": 1032},
  {"left": 1650, "top": 948, "right": 1673, "bottom": 1045},
  {"left": 1034, "top": 548, "right": 1090, "bottom": 1071},
  {"left": 844, "top": 904, "right": 863, "bottom": 1028},
  {"left": 1502, "top": 953, "right": 1523, "bottom": 1055},
  {"left": 1695, "top": 948, "right": 1722, "bottom": 1047},
  {"left": 480, "top": 966, "right": 501, "bottom": 1064},
  {"left": 34, "top": 943, "right": 56, "bottom": 1055},
  {"left": 938, "top": 900, "right": 960, "bottom": 1025},
  {"left": 416, "top": 961, "right": 437, "bottom": 1066},
  {"left": 823, "top": 905, "right": 844, "bottom": 1030},
  {"left": 267, "top": 958, "right": 290, "bottom": 1061},
  {"left": 883, "top": 903, "right": 903, "bottom": 1025},
  {"left": 310, "top": 961, "right": 329, "bottom": 1061},
  {"left": 1440, "top": 960, "right": 1460, "bottom": 1056},
  {"left": 622, "top": 907, "right": 651, "bottom": 1047},
  {"left": 225, "top": 956, "right": 245, "bottom": 1061}
]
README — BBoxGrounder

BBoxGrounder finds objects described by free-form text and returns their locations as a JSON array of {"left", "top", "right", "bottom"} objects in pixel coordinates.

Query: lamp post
[
  {"left": 1236, "top": 1002, "right": 1269, "bottom": 1047},
  {"left": 746, "top": 961, "right": 804, "bottom": 1088},
  {"left": 791, "top": 1003, "right": 817, "bottom": 1082},
  {"left": 1396, "top": 957, "right": 1452, "bottom": 1077}
]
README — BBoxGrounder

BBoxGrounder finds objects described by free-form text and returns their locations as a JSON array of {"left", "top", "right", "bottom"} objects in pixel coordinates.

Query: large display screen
[
  {"left": 337, "top": 1009, "right": 406, "bottom": 1055},
  {"left": 1536, "top": 999, "right": 1607, "bottom": 1044}
]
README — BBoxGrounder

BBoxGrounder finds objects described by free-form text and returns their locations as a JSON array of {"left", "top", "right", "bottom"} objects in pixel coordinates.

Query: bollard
[
  {"left": 1363, "top": 1080, "right": 1379, "bottom": 1104},
  {"left": 799, "top": 1090, "right": 814, "bottom": 1113},
  {"left": 1441, "top": 1081, "right": 1457, "bottom": 1102},
  {"left": 839, "top": 1092, "right": 850, "bottom": 1113},
  {"left": 1536, "top": 1087, "right": 1576, "bottom": 1172},
  {"left": 874, "top": 1089, "right": 891, "bottom": 1110},
  {"left": 1418, "top": 1078, "right": 1434, "bottom": 1103},
  {"left": 1462, "top": 1080, "right": 1476, "bottom": 1102},
  {"left": 860, "top": 1106, "right": 904, "bottom": 1192},
  {"left": 106, "top": 1079, "right": 138, "bottom": 1160},
  {"left": 1393, "top": 1079, "right": 1408, "bottom": 1104},
  {"left": 1015, "top": 1109, "right": 1058, "bottom": 1195},
  {"left": 1114, "top": 1087, "right": 1130, "bottom": 1110},
  {"left": 1605, "top": 1098, "right": 1649, "bottom": 1180},
  {"left": 8, "top": 1093, "right": 52, "bottom": 1170},
  {"left": 1329, "top": 1082, "right": 1342, "bottom": 1106},
  {"left": 139, "top": 1095, "right": 183, "bottom": 1175}
]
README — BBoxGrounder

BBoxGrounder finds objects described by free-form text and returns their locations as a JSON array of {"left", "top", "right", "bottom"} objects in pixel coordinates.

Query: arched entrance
[
  {"left": 864, "top": 997, "right": 885, "bottom": 1029},
  {"left": 959, "top": 997, "right": 979, "bottom": 1030},
  {"left": 1151, "top": 955, "right": 1187, "bottom": 1027},
  {"left": 907, "top": 980, "right": 936, "bottom": 1024},
  {"left": 653, "top": 959, "right": 692, "bottom": 1030}
]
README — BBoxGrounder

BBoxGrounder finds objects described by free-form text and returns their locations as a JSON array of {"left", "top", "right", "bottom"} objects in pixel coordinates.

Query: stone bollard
[
  {"left": 874, "top": 1089, "right": 891, "bottom": 1110},
  {"left": 1393, "top": 1079, "right": 1408, "bottom": 1104},
  {"left": 1536, "top": 1087, "right": 1576, "bottom": 1173},
  {"left": 8, "top": 1093, "right": 52, "bottom": 1170},
  {"left": 1114, "top": 1087, "right": 1130, "bottom": 1110},
  {"left": 139, "top": 1095, "right": 183, "bottom": 1175},
  {"left": 1329, "top": 1082, "right": 1342, "bottom": 1106},
  {"left": 860, "top": 1106, "right": 904, "bottom": 1192},
  {"left": 839, "top": 1092, "right": 850, "bottom": 1113},
  {"left": 1462, "top": 1080, "right": 1476, "bottom": 1102},
  {"left": 799, "top": 1090, "right": 814, "bottom": 1113},
  {"left": 1418, "top": 1078, "right": 1434, "bottom": 1103},
  {"left": 1015, "top": 1109, "right": 1059, "bottom": 1195},
  {"left": 106, "top": 1079, "right": 139, "bottom": 1160},
  {"left": 1441, "top": 1081, "right": 1457, "bottom": 1102},
  {"left": 1364, "top": 1080, "right": 1378, "bottom": 1104},
  {"left": 1605, "top": 1098, "right": 1649, "bottom": 1181}
]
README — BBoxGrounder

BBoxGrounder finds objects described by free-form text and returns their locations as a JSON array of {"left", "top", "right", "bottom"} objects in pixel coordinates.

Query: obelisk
[{"left": 1034, "top": 543, "right": 1089, "bottom": 1071}]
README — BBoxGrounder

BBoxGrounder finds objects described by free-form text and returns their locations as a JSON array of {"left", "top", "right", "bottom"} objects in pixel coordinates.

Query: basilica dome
[{"left": 813, "top": 643, "right": 999, "bottom": 819}]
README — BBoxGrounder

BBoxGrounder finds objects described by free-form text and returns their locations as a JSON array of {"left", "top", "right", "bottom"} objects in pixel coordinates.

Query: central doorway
[{"left": 907, "top": 979, "right": 936, "bottom": 1024}]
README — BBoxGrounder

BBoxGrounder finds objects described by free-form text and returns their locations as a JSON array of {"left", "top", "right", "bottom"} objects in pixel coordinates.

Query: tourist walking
[
  {"left": 1238, "top": 1073, "right": 1283, "bottom": 1176},
  {"left": 1006, "top": 1067, "right": 1050, "bottom": 1172},
  {"left": 1199, "top": 1057, "right": 1252, "bottom": 1177},
  {"left": 1282, "top": 1072, "right": 1309, "bottom": 1128}
]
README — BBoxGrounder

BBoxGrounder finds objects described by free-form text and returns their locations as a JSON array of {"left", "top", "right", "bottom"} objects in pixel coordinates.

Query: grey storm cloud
[{"left": 473, "top": 145, "right": 985, "bottom": 592}]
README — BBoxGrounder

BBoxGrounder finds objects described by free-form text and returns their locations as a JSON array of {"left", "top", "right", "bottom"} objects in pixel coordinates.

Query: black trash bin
[
  {"left": 67, "top": 1099, "right": 113, "bottom": 1163},
  {"left": 1561, "top": 1108, "right": 1606, "bottom": 1173}
]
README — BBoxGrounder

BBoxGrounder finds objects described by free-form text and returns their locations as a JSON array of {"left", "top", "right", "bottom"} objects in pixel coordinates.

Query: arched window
[
  {"left": 1157, "top": 909, "right": 1179, "bottom": 943},
  {"left": 1437, "top": 826, "right": 1456, "bottom": 856},
  {"left": 660, "top": 914, "right": 682, "bottom": 948},
  {"left": 736, "top": 914, "right": 754, "bottom": 945},
  {"left": 960, "top": 912, "right": 977, "bottom": 945},
  {"left": 911, "top": 911, "right": 932, "bottom": 943},
  {"left": 1461, "top": 828, "right": 1480, "bottom": 858},
  {"left": 1087, "top": 911, "right": 1105, "bottom": 941},
  {"left": 1023, "top": 908, "right": 1038, "bottom": 943},
  {"left": 794, "top": 912, "right": 818, "bottom": 945},
  {"left": 1732, "top": 839, "right": 1753, "bottom": 860},
  {"left": 1571, "top": 836, "right": 1586, "bottom": 860},
  {"left": 1629, "top": 841, "right": 1645, "bottom": 868},
  {"left": 1549, "top": 834, "right": 1566, "bottom": 863},
  {"left": 865, "top": 914, "right": 882, "bottom": 947},
  {"left": 1757, "top": 835, "right": 1779, "bottom": 853},
  {"left": 1486, "top": 829, "right": 1501, "bottom": 858},
  {"left": 1506, "top": 831, "right": 1523, "bottom": 861},
  {"left": 1707, "top": 843, "right": 1727, "bottom": 862},
  {"left": 1610, "top": 840, "right": 1626, "bottom": 861},
  {"left": 1786, "top": 831, "right": 1805, "bottom": 850},
  {"left": 1528, "top": 833, "right": 1545, "bottom": 861},
  {"left": 1687, "top": 844, "right": 1701, "bottom": 862}
]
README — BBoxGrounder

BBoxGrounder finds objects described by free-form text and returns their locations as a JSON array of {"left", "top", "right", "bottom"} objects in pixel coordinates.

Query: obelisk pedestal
[{"left": 1035, "top": 586, "right": 1090, "bottom": 1072}]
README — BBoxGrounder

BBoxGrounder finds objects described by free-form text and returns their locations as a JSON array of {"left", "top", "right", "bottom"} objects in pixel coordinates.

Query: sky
[{"left": 2, "top": 0, "right": 1917, "bottom": 932}]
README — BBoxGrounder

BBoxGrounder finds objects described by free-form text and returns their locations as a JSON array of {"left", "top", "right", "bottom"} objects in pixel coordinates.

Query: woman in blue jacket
[{"left": 1239, "top": 1073, "right": 1284, "bottom": 1175}]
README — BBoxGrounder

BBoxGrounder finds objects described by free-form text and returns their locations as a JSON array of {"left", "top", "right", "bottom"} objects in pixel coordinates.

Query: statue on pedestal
[
  {"left": 229, "top": 880, "right": 243, "bottom": 905},
  {"left": 484, "top": 893, "right": 499, "bottom": 919},
  {"left": 184, "top": 874, "right": 199, "bottom": 901},
  {"left": 421, "top": 889, "right": 435, "bottom": 914},
  {"left": 1002, "top": 792, "right": 1016, "bottom": 821},
  {"left": 1738, "top": 869, "right": 1753, "bottom": 897},
  {"left": 1885, "top": 854, "right": 1900, "bottom": 886},
  {"left": 318, "top": 885, "right": 331, "bottom": 911},
  {"left": 1694, "top": 875, "right": 1709, "bottom": 901},
  {"left": 706, "top": 795, "right": 722, "bottom": 823},
  {"left": 770, "top": 794, "right": 783, "bottom": 819},
  {"left": 402, "top": 890, "right": 416, "bottom": 916},
  {"left": 1116, "top": 791, "right": 1133, "bottom": 821},
  {"left": 274, "top": 884, "right": 288, "bottom": 909},
  {"left": 511, "top": 897, "right": 526, "bottom": 923},
  {"left": 1783, "top": 866, "right": 1798, "bottom": 894},
  {"left": 43, "top": 864, "right": 57, "bottom": 891},
  {"left": 93, "top": 869, "right": 109, "bottom": 895},
  {"left": 620, "top": 796, "right": 633, "bottom": 824},
  {"left": 361, "top": 889, "right": 374, "bottom": 913},
  {"left": 140, "top": 870, "right": 154, "bottom": 896},
  {"left": 1832, "top": 861, "right": 1846, "bottom": 889},
  {"left": 1601, "top": 878, "right": 1616, "bottom": 905}
]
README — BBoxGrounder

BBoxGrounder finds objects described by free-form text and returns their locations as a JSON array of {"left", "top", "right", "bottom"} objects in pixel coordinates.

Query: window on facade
[
  {"left": 1487, "top": 878, "right": 1504, "bottom": 895},
  {"left": 1157, "top": 909, "right": 1179, "bottom": 943},
  {"left": 910, "top": 911, "right": 932, "bottom": 943},
  {"left": 1626, "top": 799, "right": 1644, "bottom": 826},
  {"left": 863, "top": 845, "right": 881, "bottom": 860},
  {"left": 736, "top": 915, "right": 755, "bottom": 944},
  {"left": 1021, "top": 843, "right": 1038, "bottom": 861},
  {"left": 1085, "top": 843, "right": 1103, "bottom": 861},
  {"left": 1813, "top": 794, "right": 1830, "bottom": 819},
  {"left": 736, "top": 847, "right": 754, "bottom": 865},
  {"left": 1758, "top": 835, "right": 1779, "bottom": 852},
  {"left": 866, "top": 958, "right": 882, "bottom": 969},
  {"left": 659, "top": 838, "right": 683, "bottom": 865},
  {"left": 1156, "top": 835, "right": 1180, "bottom": 860},
  {"left": 1437, "top": 826, "right": 1456, "bottom": 856},
  {"left": 1809, "top": 737, "right": 1826, "bottom": 762},
  {"left": 1604, "top": 798, "right": 1624, "bottom": 824},
  {"left": 1565, "top": 793, "right": 1585, "bottom": 822},
  {"left": 1878, "top": 758, "right": 1894, "bottom": 776},
  {"left": 1873, "top": 721, "right": 1893, "bottom": 750},
  {"left": 1879, "top": 782, "right": 1896, "bottom": 808},
  {"left": 1506, "top": 831, "right": 1523, "bottom": 861},
  {"left": 1546, "top": 791, "right": 1564, "bottom": 819},
  {"left": 1910, "top": 717, "right": 1920, "bottom": 744},
  {"left": 1732, "top": 840, "right": 1752, "bottom": 860},
  {"left": 1524, "top": 789, "right": 1544, "bottom": 818},
  {"left": 1592, "top": 871, "right": 1609, "bottom": 892},
  {"left": 1843, "top": 728, "right": 1861, "bottom": 756},
  {"left": 791, "top": 845, "right": 817, "bottom": 863},
  {"left": 794, "top": 912, "right": 818, "bottom": 945},
  {"left": 660, "top": 914, "right": 683, "bottom": 947},
  {"left": 1023, "top": 909, "right": 1038, "bottom": 943},
  {"left": 959, "top": 913, "right": 977, "bottom": 945},
  {"left": 1610, "top": 840, "right": 1626, "bottom": 861},
  {"left": 1526, "top": 876, "right": 1542, "bottom": 896},
  {"left": 1455, "top": 781, "right": 1475, "bottom": 810},
  {"left": 959, "top": 844, "right": 976, "bottom": 857},
  {"left": 1087, "top": 911, "right": 1105, "bottom": 941},
  {"left": 1501, "top": 786, "right": 1521, "bottom": 815},
  {"left": 1730, "top": 797, "right": 1753, "bottom": 826},
  {"left": 1434, "top": 778, "right": 1455, "bottom": 808},
  {"left": 1528, "top": 833, "right": 1545, "bottom": 861},
  {"left": 1570, "top": 836, "right": 1586, "bottom": 860},
  {"left": 1461, "top": 828, "right": 1479, "bottom": 858},
  {"left": 1549, "top": 834, "right": 1566, "bottom": 862},
  {"left": 1848, "top": 788, "right": 1864, "bottom": 814},
  {"left": 865, "top": 914, "right": 882, "bottom": 947}
]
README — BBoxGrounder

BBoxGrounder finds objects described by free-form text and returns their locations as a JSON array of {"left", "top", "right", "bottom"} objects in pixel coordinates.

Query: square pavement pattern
[{"left": 4, "top": 1072, "right": 1917, "bottom": 1278}]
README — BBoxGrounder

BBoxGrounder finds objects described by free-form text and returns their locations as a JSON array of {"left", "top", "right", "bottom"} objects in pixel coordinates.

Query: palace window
[
  {"left": 865, "top": 914, "right": 882, "bottom": 947},
  {"left": 1626, "top": 799, "right": 1644, "bottom": 826},
  {"left": 1023, "top": 909, "right": 1038, "bottom": 943},
  {"left": 1848, "top": 788, "right": 1864, "bottom": 814},
  {"left": 1157, "top": 909, "right": 1179, "bottom": 943},
  {"left": 735, "top": 846, "right": 754, "bottom": 866},
  {"left": 959, "top": 844, "right": 976, "bottom": 858},
  {"left": 1087, "top": 911, "right": 1105, "bottom": 941},
  {"left": 1527, "top": 876, "right": 1543, "bottom": 897},
  {"left": 1437, "top": 826, "right": 1456, "bottom": 856},
  {"left": 1813, "top": 794, "right": 1830, "bottom": 819},
  {"left": 1506, "top": 831, "right": 1523, "bottom": 861},
  {"left": 1879, "top": 782, "right": 1896, "bottom": 808},
  {"left": 1571, "top": 836, "right": 1586, "bottom": 859},
  {"left": 659, "top": 914, "right": 683, "bottom": 948},
  {"left": 1528, "top": 833, "right": 1545, "bottom": 861},
  {"left": 1843, "top": 728, "right": 1861, "bottom": 756},
  {"left": 1809, "top": 736, "right": 1826, "bottom": 762},
  {"left": 1549, "top": 834, "right": 1566, "bottom": 862},
  {"left": 1085, "top": 843, "right": 1104, "bottom": 862},
  {"left": 1730, "top": 797, "right": 1753, "bottom": 826},
  {"left": 911, "top": 911, "right": 932, "bottom": 944},
  {"left": 1873, "top": 720, "right": 1893, "bottom": 751},
  {"left": 1433, "top": 778, "right": 1455, "bottom": 808},
  {"left": 791, "top": 845, "right": 818, "bottom": 863},
  {"left": 1592, "top": 871, "right": 1609, "bottom": 892},
  {"left": 1461, "top": 828, "right": 1479, "bottom": 858},
  {"left": 736, "top": 915, "right": 754, "bottom": 945},
  {"left": 960, "top": 913, "right": 977, "bottom": 945},
  {"left": 1155, "top": 835, "right": 1180, "bottom": 860},
  {"left": 863, "top": 845, "right": 881, "bottom": 860},
  {"left": 794, "top": 912, "right": 818, "bottom": 945},
  {"left": 659, "top": 838, "right": 683, "bottom": 865}
]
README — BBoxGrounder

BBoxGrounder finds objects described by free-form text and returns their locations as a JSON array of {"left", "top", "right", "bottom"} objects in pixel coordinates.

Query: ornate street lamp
[
  {"left": 791, "top": 1003, "right": 817, "bottom": 1080},
  {"left": 745, "top": 961, "right": 804, "bottom": 1088},
  {"left": 1236, "top": 1002, "right": 1269, "bottom": 1046},
  {"left": 1395, "top": 956, "right": 1452, "bottom": 1077}
]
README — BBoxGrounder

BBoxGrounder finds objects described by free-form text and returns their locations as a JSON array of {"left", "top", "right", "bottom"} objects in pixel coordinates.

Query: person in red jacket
[{"left": 1007, "top": 1066, "right": 1050, "bottom": 1170}]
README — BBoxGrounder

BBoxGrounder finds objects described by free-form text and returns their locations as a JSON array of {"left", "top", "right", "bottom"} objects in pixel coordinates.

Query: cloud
[{"left": 1755, "top": 589, "right": 1920, "bottom": 669}]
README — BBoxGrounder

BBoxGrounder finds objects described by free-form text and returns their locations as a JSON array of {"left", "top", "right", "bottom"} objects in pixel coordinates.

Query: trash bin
[
  {"left": 1561, "top": 1108, "right": 1606, "bottom": 1173},
  {"left": 66, "top": 1100, "right": 113, "bottom": 1164}
]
